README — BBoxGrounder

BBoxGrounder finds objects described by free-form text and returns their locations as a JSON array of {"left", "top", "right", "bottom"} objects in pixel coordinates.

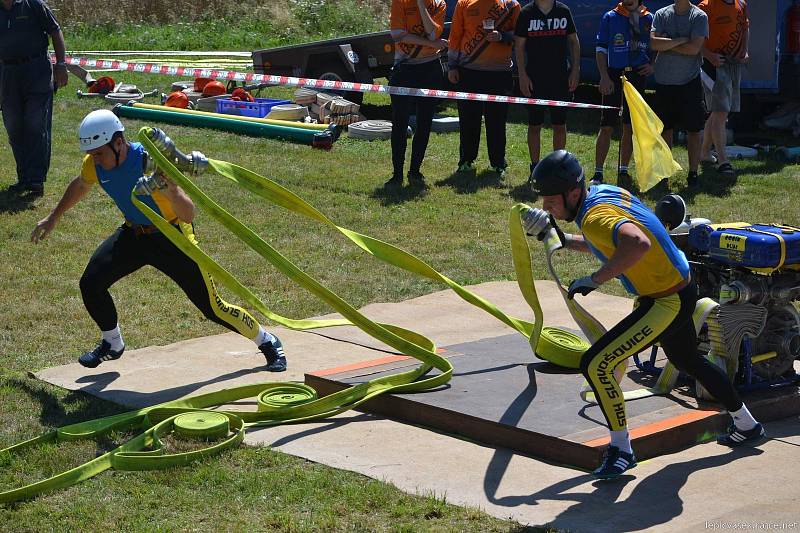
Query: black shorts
[
  {"left": 599, "top": 69, "right": 646, "bottom": 127},
  {"left": 655, "top": 76, "right": 705, "bottom": 133},
  {"left": 525, "top": 70, "right": 569, "bottom": 126}
]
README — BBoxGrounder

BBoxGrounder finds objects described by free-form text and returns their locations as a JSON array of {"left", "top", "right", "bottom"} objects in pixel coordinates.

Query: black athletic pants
[
  {"left": 389, "top": 59, "right": 444, "bottom": 177},
  {"left": 456, "top": 68, "right": 513, "bottom": 168},
  {"left": 80, "top": 224, "right": 258, "bottom": 338},
  {"left": 580, "top": 279, "right": 742, "bottom": 430}
]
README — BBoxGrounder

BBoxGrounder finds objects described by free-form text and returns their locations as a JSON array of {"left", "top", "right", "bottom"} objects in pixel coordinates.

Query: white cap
[{"left": 78, "top": 109, "right": 125, "bottom": 151}]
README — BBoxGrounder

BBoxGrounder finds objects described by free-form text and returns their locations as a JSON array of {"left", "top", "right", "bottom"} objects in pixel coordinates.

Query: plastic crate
[{"left": 216, "top": 98, "right": 291, "bottom": 118}]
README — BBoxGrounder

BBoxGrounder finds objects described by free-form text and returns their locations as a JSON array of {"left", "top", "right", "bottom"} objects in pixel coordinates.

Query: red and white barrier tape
[{"left": 61, "top": 55, "right": 617, "bottom": 110}]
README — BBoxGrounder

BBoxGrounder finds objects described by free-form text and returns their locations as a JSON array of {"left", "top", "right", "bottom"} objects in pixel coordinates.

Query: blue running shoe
[
  {"left": 78, "top": 340, "right": 124, "bottom": 368},
  {"left": 592, "top": 446, "right": 637, "bottom": 480},
  {"left": 717, "top": 423, "right": 766, "bottom": 447},
  {"left": 259, "top": 336, "right": 287, "bottom": 372}
]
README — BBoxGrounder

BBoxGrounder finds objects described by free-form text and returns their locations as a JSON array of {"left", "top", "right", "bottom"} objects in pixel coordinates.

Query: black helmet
[
  {"left": 654, "top": 193, "right": 687, "bottom": 230},
  {"left": 530, "top": 150, "right": 585, "bottom": 196}
]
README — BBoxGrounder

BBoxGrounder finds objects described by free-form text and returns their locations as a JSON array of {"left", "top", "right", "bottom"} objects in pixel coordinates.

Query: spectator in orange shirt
[
  {"left": 386, "top": 0, "right": 448, "bottom": 188},
  {"left": 698, "top": 0, "right": 749, "bottom": 179},
  {"left": 448, "top": 0, "right": 520, "bottom": 178}
]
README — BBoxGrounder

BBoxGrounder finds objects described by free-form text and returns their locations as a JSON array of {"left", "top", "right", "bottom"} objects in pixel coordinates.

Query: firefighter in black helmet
[{"left": 522, "top": 150, "right": 765, "bottom": 481}]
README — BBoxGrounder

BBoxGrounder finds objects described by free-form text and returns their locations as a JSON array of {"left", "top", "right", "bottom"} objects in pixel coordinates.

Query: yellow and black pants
[
  {"left": 580, "top": 280, "right": 742, "bottom": 430},
  {"left": 79, "top": 223, "right": 260, "bottom": 340}
]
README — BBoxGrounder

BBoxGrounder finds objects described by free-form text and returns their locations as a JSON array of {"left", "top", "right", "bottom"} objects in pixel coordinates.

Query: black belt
[
  {"left": 0, "top": 54, "right": 45, "bottom": 65},
  {"left": 125, "top": 220, "right": 182, "bottom": 236}
]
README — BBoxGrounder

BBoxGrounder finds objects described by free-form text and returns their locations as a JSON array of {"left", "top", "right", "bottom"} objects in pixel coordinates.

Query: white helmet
[{"left": 78, "top": 109, "right": 125, "bottom": 151}]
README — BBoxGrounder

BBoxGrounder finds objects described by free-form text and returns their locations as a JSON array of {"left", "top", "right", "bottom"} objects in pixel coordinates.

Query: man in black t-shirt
[{"left": 514, "top": 0, "right": 579, "bottom": 186}]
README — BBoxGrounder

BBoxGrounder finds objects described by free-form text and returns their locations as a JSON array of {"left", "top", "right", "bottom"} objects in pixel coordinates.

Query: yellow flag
[{"left": 623, "top": 77, "right": 682, "bottom": 191}]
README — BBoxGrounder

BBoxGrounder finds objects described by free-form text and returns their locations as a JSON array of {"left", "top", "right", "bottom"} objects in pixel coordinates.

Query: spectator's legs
[
  {"left": 687, "top": 131, "right": 702, "bottom": 174},
  {"left": 620, "top": 124, "right": 633, "bottom": 167},
  {"left": 527, "top": 123, "right": 543, "bottom": 165},
  {"left": 707, "top": 111, "right": 730, "bottom": 165},
  {"left": 552, "top": 124, "right": 567, "bottom": 151},
  {"left": 1, "top": 66, "right": 26, "bottom": 184},
  {"left": 661, "top": 129, "right": 674, "bottom": 149},
  {"left": 701, "top": 114, "right": 715, "bottom": 161},
  {"left": 410, "top": 94, "right": 436, "bottom": 173},
  {"left": 23, "top": 89, "right": 53, "bottom": 186},
  {"left": 390, "top": 93, "right": 414, "bottom": 178},
  {"left": 595, "top": 126, "right": 613, "bottom": 173}
]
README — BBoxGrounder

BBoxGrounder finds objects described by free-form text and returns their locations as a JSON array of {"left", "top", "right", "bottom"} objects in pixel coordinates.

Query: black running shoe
[
  {"left": 78, "top": 340, "right": 124, "bottom": 368},
  {"left": 592, "top": 446, "right": 637, "bottom": 480},
  {"left": 384, "top": 173, "right": 403, "bottom": 188},
  {"left": 407, "top": 170, "right": 428, "bottom": 187},
  {"left": 590, "top": 171, "right": 604, "bottom": 186},
  {"left": 259, "top": 336, "right": 287, "bottom": 372},
  {"left": 717, "top": 423, "right": 766, "bottom": 447}
]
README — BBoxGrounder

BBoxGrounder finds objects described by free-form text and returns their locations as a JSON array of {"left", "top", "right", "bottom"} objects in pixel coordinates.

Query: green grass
[
  {"left": 1, "top": 5, "right": 799, "bottom": 530},
  {"left": 56, "top": 0, "right": 389, "bottom": 51}
]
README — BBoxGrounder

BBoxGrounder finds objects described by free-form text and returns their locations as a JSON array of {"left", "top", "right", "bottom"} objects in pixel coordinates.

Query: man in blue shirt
[
  {"left": 0, "top": 0, "right": 68, "bottom": 196},
  {"left": 592, "top": 0, "right": 654, "bottom": 189},
  {"left": 31, "top": 111, "right": 287, "bottom": 372}
]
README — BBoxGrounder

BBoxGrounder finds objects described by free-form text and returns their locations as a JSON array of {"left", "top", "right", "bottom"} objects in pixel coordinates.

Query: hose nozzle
[{"left": 143, "top": 127, "right": 208, "bottom": 175}]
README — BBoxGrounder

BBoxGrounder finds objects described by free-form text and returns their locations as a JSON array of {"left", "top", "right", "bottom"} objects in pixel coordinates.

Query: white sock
[
  {"left": 610, "top": 429, "right": 632, "bottom": 454},
  {"left": 102, "top": 325, "right": 124, "bottom": 352},
  {"left": 730, "top": 405, "right": 758, "bottom": 431},
  {"left": 254, "top": 327, "right": 276, "bottom": 346}
]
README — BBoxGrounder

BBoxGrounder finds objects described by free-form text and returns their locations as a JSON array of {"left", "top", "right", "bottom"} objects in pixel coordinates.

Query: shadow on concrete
[
  {"left": 258, "top": 412, "right": 375, "bottom": 448},
  {"left": 485, "top": 445, "right": 763, "bottom": 533},
  {"left": 69, "top": 365, "right": 267, "bottom": 408},
  {"left": 482, "top": 364, "right": 539, "bottom": 506}
]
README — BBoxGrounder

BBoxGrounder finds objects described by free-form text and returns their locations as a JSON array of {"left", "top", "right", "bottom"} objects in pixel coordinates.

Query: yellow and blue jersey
[
  {"left": 80, "top": 142, "right": 176, "bottom": 226},
  {"left": 576, "top": 184, "right": 689, "bottom": 296}
]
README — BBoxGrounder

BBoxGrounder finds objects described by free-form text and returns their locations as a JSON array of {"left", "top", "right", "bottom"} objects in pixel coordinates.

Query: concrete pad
[
  {"left": 33, "top": 280, "right": 800, "bottom": 530},
  {"left": 251, "top": 412, "right": 800, "bottom": 532},
  {"left": 34, "top": 280, "right": 633, "bottom": 408}
]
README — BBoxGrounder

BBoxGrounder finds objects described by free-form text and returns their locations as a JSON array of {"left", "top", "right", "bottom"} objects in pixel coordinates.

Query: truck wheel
[{"left": 308, "top": 63, "right": 364, "bottom": 105}]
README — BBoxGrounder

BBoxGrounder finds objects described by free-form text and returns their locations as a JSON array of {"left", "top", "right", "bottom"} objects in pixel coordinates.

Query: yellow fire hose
[{"left": 1, "top": 127, "right": 696, "bottom": 501}]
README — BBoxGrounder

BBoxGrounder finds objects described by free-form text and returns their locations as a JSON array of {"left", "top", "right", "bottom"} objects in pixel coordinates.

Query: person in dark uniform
[
  {"left": 0, "top": 0, "right": 68, "bottom": 196},
  {"left": 514, "top": 0, "right": 580, "bottom": 186}
]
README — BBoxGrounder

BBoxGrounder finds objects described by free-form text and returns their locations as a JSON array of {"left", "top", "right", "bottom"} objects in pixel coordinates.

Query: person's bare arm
[
  {"left": 591, "top": 222, "right": 651, "bottom": 284},
  {"left": 159, "top": 174, "right": 195, "bottom": 223},
  {"left": 568, "top": 33, "right": 580, "bottom": 92},
  {"left": 563, "top": 233, "right": 591, "bottom": 254},
  {"left": 649, "top": 33, "right": 689, "bottom": 52},
  {"left": 50, "top": 29, "right": 68, "bottom": 88},
  {"left": 515, "top": 36, "right": 532, "bottom": 96},
  {"left": 32, "top": 177, "right": 92, "bottom": 243},
  {"left": 416, "top": 0, "right": 437, "bottom": 38},
  {"left": 671, "top": 35, "right": 705, "bottom": 56}
]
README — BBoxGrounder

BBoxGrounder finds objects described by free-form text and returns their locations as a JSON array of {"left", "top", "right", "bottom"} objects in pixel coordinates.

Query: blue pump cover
[{"left": 689, "top": 224, "right": 800, "bottom": 269}]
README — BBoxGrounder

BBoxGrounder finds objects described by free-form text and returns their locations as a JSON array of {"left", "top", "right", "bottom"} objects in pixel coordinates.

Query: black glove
[{"left": 567, "top": 275, "right": 601, "bottom": 299}]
